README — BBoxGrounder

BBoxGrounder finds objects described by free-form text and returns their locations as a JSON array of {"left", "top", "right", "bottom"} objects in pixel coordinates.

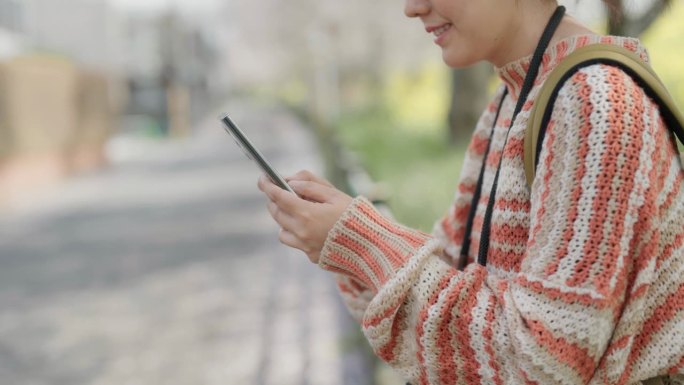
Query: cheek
[
  {"left": 436, "top": 1, "right": 507, "bottom": 68},
  {"left": 432, "top": 0, "right": 461, "bottom": 16}
]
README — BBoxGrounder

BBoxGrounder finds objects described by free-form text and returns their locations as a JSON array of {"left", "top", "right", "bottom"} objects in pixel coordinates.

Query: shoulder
[
  {"left": 541, "top": 35, "right": 655, "bottom": 120},
  {"left": 555, "top": 63, "right": 642, "bottom": 101},
  {"left": 536, "top": 63, "right": 663, "bottom": 182},
  {"left": 548, "top": 63, "right": 659, "bottom": 130}
]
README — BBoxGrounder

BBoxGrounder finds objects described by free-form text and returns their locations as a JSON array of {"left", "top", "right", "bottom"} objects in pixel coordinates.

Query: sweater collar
[{"left": 495, "top": 34, "right": 648, "bottom": 100}]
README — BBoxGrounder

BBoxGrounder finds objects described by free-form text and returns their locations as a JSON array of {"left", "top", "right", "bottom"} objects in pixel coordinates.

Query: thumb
[{"left": 288, "top": 180, "right": 338, "bottom": 203}]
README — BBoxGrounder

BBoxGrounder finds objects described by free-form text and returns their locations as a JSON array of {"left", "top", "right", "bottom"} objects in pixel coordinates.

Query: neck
[{"left": 489, "top": 4, "right": 586, "bottom": 68}]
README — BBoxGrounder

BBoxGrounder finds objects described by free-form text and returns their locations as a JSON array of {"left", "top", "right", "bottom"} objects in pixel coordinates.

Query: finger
[
  {"left": 288, "top": 180, "right": 339, "bottom": 203},
  {"left": 285, "top": 170, "right": 334, "bottom": 188},
  {"left": 259, "top": 174, "right": 285, "bottom": 200},
  {"left": 266, "top": 200, "right": 297, "bottom": 229},
  {"left": 278, "top": 228, "right": 306, "bottom": 251},
  {"left": 259, "top": 174, "right": 291, "bottom": 194},
  {"left": 257, "top": 174, "right": 270, "bottom": 193},
  {"left": 262, "top": 177, "right": 303, "bottom": 214}
]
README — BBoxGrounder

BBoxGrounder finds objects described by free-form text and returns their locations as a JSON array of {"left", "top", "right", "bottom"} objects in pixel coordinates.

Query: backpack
[{"left": 523, "top": 43, "right": 684, "bottom": 188}]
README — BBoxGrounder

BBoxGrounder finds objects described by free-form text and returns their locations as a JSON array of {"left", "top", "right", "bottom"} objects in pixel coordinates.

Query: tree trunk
[
  {"left": 448, "top": 62, "right": 492, "bottom": 145},
  {"left": 604, "top": 0, "right": 672, "bottom": 37}
]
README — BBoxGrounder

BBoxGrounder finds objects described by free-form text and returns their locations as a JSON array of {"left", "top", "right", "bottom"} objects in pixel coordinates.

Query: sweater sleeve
[
  {"left": 332, "top": 274, "right": 374, "bottom": 324},
  {"left": 331, "top": 86, "right": 506, "bottom": 323},
  {"left": 318, "top": 65, "right": 664, "bottom": 385}
]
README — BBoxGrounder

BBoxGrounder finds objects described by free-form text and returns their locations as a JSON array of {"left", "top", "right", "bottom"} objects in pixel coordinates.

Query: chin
[{"left": 441, "top": 49, "right": 480, "bottom": 69}]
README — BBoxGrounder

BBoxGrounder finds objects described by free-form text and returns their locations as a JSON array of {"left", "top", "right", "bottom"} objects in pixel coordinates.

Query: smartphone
[{"left": 219, "top": 113, "right": 296, "bottom": 194}]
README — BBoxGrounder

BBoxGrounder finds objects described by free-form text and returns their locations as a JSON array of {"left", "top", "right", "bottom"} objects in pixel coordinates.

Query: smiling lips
[{"left": 426, "top": 23, "right": 452, "bottom": 44}]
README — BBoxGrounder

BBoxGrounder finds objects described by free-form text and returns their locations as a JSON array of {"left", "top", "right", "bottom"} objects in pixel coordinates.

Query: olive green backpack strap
[{"left": 524, "top": 43, "right": 684, "bottom": 188}]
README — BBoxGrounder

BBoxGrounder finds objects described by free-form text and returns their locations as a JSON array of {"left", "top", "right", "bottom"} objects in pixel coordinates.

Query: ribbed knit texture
[{"left": 319, "top": 35, "right": 684, "bottom": 385}]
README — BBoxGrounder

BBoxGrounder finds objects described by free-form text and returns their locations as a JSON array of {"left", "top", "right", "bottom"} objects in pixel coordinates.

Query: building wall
[{"left": 0, "top": 56, "right": 114, "bottom": 204}]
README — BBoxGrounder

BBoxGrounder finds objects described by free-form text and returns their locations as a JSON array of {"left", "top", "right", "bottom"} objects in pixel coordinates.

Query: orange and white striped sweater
[{"left": 319, "top": 35, "right": 684, "bottom": 385}]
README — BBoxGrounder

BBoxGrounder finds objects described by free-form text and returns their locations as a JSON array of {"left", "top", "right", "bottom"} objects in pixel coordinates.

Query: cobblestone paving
[{"left": 0, "top": 103, "right": 374, "bottom": 385}]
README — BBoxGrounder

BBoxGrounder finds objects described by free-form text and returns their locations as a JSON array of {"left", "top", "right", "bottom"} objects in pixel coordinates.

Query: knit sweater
[{"left": 319, "top": 35, "right": 684, "bottom": 385}]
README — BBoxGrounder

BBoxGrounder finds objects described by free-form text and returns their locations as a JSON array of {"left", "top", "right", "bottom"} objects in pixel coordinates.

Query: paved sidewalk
[{"left": 0, "top": 102, "right": 375, "bottom": 385}]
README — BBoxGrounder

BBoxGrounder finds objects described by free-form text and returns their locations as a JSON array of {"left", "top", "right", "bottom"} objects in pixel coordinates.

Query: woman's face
[{"left": 404, "top": 0, "right": 520, "bottom": 67}]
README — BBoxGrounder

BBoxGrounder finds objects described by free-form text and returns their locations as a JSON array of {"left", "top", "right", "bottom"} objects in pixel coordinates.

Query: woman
[{"left": 257, "top": 0, "right": 684, "bottom": 383}]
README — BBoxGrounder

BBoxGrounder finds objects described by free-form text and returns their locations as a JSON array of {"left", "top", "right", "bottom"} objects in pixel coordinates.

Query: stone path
[{"left": 0, "top": 102, "right": 375, "bottom": 385}]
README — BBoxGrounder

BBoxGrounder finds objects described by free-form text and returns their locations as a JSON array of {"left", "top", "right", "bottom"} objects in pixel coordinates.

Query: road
[{"left": 0, "top": 102, "right": 375, "bottom": 385}]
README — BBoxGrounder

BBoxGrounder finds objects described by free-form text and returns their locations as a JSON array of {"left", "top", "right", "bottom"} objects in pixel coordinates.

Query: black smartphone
[{"left": 219, "top": 113, "right": 296, "bottom": 194}]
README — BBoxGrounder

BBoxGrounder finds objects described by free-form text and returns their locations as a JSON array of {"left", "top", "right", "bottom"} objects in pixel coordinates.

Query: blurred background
[{"left": 0, "top": 0, "right": 682, "bottom": 384}]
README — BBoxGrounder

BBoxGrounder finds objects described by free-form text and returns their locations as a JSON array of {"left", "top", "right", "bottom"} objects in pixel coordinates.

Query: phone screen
[{"left": 219, "top": 113, "right": 296, "bottom": 195}]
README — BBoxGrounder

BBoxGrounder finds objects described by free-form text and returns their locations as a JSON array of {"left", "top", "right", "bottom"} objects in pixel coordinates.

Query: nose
[{"left": 404, "top": 0, "right": 430, "bottom": 18}]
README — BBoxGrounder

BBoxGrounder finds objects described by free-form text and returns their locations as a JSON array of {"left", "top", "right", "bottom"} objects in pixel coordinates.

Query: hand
[{"left": 257, "top": 170, "right": 354, "bottom": 264}]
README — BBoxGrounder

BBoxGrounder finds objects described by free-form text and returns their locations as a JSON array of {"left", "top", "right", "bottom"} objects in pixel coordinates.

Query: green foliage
[
  {"left": 382, "top": 62, "right": 451, "bottom": 134},
  {"left": 336, "top": 66, "right": 468, "bottom": 232},
  {"left": 642, "top": 0, "right": 684, "bottom": 111}
]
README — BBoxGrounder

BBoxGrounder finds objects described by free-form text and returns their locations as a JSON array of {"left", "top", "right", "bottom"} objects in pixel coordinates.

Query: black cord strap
[
  {"left": 407, "top": 7, "right": 568, "bottom": 385},
  {"left": 457, "top": 88, "right": 508, "bottom": 270},
  {"left": 477, "top": 6, "right": 566, "bottom": 266}
]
